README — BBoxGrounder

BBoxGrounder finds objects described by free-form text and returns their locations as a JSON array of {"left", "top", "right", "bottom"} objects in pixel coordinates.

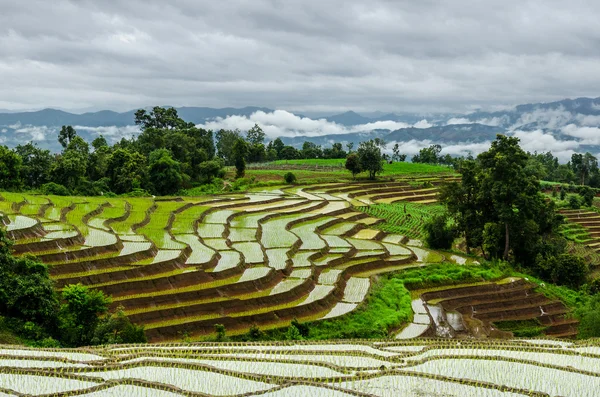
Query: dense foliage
[
  {"left": 0, "top": 225, "right": 145, "bottom": 347},
  {"left": 440, "top": 134, "right": 588, "bottom": 288}
]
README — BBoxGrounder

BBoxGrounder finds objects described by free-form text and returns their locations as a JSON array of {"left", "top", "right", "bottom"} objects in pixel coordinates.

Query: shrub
[
  {"left": 577, "top": 295, "right": 600, "bottom": 338},
  {"left": 568, "top": 194, "right": 581, "bottom": 209},
  {"left": 535, "top": 253, "right": 588, "bottom": 289},
  {"left": 283, "top": 172, "right": 297, "bottom": 184},
  {"left": 215, "top": 324, "right": 227, "bottom": 341},
  {"left": 579, "top": 186, "right": 595, "bottom": 207},
  {"left": 560, "top": 188, "right": 566, "bottom": 200},
  {"left": 424, "top": 214, "right": 456, "bottom": 249},
  {"left": 40, "top": 182, "right": 70, "bottom": 196}
]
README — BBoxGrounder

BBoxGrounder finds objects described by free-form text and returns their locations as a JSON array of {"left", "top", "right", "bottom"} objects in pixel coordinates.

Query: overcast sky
[{"left": 2, "top": 0, "right": 600, "bottom": 113}]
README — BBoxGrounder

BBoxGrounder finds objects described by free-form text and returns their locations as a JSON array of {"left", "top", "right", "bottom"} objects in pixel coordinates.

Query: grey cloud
[{"left": 2, "top": 1, "right": 600, "bottom": 112}]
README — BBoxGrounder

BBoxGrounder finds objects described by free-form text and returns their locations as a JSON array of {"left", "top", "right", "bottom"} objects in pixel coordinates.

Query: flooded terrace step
[
  {"left": 474, "top": 303, "right": 568, "bottom": 322},
  {"left": 453, "top": 293, "right": 549, "bottom": 314},
  {"left": 537, "top": 314, "right": 579, "bottom": 326},
  {"left": 438, "top": 287, "right": 538, "bottom": 310},
  {"left": 544, "top": 325, "right": 579, "bottom": 338},
  {"left": 468, "top": 299, "right": 564, "bottom": 316},
  {"left": 421, "top": 279, "right": 531, "bottom": 302}
]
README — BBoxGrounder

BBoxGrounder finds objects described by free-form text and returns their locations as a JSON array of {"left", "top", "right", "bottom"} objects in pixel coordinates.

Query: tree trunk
[{"left": 503, "top": 222, "right": 510, "bottom": 260}]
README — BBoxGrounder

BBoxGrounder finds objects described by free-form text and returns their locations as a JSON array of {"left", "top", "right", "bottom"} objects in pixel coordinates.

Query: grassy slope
[
  {"left": 305, "top": 263, "right": 504, "bottom": 339},
  {"left": 233, "top": 160, "right": 453, "bottom": 184},
  {"left": 359, "top": 202, "right": 446, "bottom": 240}
]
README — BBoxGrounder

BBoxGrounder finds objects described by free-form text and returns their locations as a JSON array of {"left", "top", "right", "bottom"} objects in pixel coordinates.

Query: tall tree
[
  {"left": 58, "top": 126, "right": 77, "bottom": 149},
  {"left": 59, "top": 284, "right": 111, "bottom": 347},
  {"left": 216, "top": 129, "right": 242, "bottom": 165},
  {"left": 571, "top": 152, "right": 598, "bottom": 185},
  {"left": 345, "top": 153, "right": 362, "bottom": 179},
  {"left": 0, "top": 146, "right": 22, "bottom": 190},
  {"left": 14, "top": 143, "right": 53, "bottom": 188},
  {"left": 147, "top": 149, "right": 184, "bottom": 195},
  {"left": 134, "top": 107, "right": 190, "bottom": 130},
  {"left": 106, "top": 149, "right": 147, "bottom": 194},
  {"left": 357, "top": 140, "right": 383, "bottom": 180},
  {"left": 272, "top": 138, "right": 285, "bottom": 157},
  {"left": 246, "top": 124, "right": 266, "bottom": 145},
  {"left": 232, "top": 138, "right": 249, "bottom": 179}
]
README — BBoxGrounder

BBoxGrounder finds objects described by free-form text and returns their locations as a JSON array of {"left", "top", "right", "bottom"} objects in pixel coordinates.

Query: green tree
[
  {"left": 424, "top": 214, "right": 456, "bottom": 249},
  {"left": 247, "top": 143, "right": 266, "bottom": 163},
  {"left": 59, "top": 284, "right": 111, "bottom": 346},
  {"left": 301, "top": 141, "right": 322, "bottom": 159},
  {"left": 214, "top": 324, "right": 227, "bottom": 341},
  {"left": 197, "top": 160, "right": 224, "bottom": 184},
  {"left": 280, "top": 146, "right": 298, "bottom": 160},
  {"left": 246, "top": 124, "right": 266, "bottom": 145},
  {"left": 284, "top": 172, "right": 297, "bottom": 184},
  {"left": 272, "top": 138, "right": 285, "bottom": 157},
  {"left": 50, "top": 150, "right": 87, "bottom": 191},
  {"left": 58, "top": 125, "right": 77, "bottom": 149},
  {"left": 14, "top": 143, "right": 53, "bottom": 189},
  {"left": 579, "top": 186, "right": 595, "bottom": 207},
  {"left": 439, "top": 160, "right": 482, "bottom": 254},
  {"left": 345, "top": 153, "right": 362, "bottom": 179},
  {"left": 440, "top": 135, "right": 563, "bottom": 264},
  {"left": 285, "top": 324, "right": 303, "bottom": 340},
  {"left": 412, "top": 144, "right": 442, "bottom": 164},
  {"left": 232, "top": 139, "right": 249, "bottom": 179},
  {"left": 578, "top": 295, "right": 600, "bottom": 338},
  {"left": 0, "top": 243, "right": 60, "bottom": 330},
  {"left": 357, "top": 140, "right": 383, "bottom": 179},
  {"left": 106, "top": 149, "right": 147, "bottom": 194},
  {"left": 91, "top": 306, "right": 146, "bottom": 345},
  {"left": 216, "top": 129, "right": 242, "bottom": 165},
  {"left": 477, "top": 135, "right": 538, "bottom": 260},
  {"left": 0, "top": 146, "right": 22, "bottom": 190},
  {"left": 91, "top": 135, "right": 108, "bottom": 151},
  {"left": 571, "top": 152, "right": 598, "bottom": 185},
  {"left": 134, "top": 106, "right": 191, "bottom": 130},
  {"left": 147, "top": 149, "right": 184, "bottom": 195}
]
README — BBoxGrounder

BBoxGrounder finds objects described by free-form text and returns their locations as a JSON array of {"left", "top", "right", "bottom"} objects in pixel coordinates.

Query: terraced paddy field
[
  {"left": 1, "top": 177, "right": 471, "bottom": 342},
  {"left": 559, "top": 209, "right": 600, "bottom": 273},
  {"left": 0, "top": 339, "right": 597, "bottom": 396}
]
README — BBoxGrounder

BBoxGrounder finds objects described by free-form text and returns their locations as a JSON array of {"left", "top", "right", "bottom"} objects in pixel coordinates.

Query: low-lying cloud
[
  {"left": 198, "top": 110, "right": 430, "bottom": 138},
  {"left": 388, "top": 130, "right": 586, "bottom": 163}
]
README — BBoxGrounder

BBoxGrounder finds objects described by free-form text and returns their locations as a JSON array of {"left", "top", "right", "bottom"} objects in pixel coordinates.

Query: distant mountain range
[{"left": 1, "top": 97, "right": 600, "bottom": 156}]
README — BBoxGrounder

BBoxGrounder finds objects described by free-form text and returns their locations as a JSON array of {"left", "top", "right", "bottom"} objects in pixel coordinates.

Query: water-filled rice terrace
[
  {"left": 0, "top": 339, "right": 597, "bottom": 396},
  {"left": 0, "top": 178, "right": 473, "bottom": 342}
]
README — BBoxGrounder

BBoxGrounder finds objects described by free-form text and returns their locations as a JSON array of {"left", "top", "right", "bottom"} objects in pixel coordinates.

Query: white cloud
[
  {"left": 560, "top": 124, "right": 600, "bottom": 145},
  {"left": 199, "top": 110, "right": 426, "bottom": 138},
  {"left": 386, "top": 130, "right": 580, "bottom": 162},
  {"left": 15, "top": 126, "right": 50, "bottom": 141},
  {"left": 446, "top": 118, "right": 473, "bottom": 125},
  {"left": 413, "top": 119, "right": 433, "bottom": 128},
  {"left": 0, "top": 129, "right": 6, "bottom": 133},
  {"left": 74, "top": 125, "right": 141, "bottom": 142},
  {"left": 511, "top": 107, "right": 574, "bottom": 130},
  {"left": 575, "top": 114, "right": 600, "bottom": 126}
]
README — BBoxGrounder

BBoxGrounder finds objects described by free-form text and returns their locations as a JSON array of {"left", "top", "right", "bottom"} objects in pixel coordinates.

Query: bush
[
  {"left": 121, "top": 188, "right": 152, "bottom": 197},
  {"left": 535, "top": 253, "right": 588, "bottom": 289},
  {"left": 40, "top": 182, "right": 70, "bottom": 196},
  {"left": 560, "top": 188, "right": 566, "bottom": 200},
  {"left": 579, "top": 186, "right": 595, "bottom": 207},
  {"left": 424, "top": 214, "right": 456, "bottom": 249},
  {"left": 568, "top": 195, "right": 581, "bottom": 209},
  {"left": 283, "top": 172, "right": 297, "bottom": 184},
  {"left": 577, "top": 295, "right": 600, "bottom": 338}
]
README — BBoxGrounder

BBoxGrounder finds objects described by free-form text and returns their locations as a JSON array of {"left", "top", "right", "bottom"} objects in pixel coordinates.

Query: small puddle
[{"left": 426, "top": 303, "right": 465, "bottom": 337}]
